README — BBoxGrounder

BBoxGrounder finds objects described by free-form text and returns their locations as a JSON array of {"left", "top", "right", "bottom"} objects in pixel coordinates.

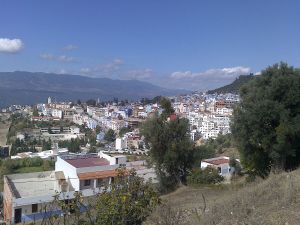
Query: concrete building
[
  {"left": 3, "top": 152, "right": 156, "bottom": 224},
  {"left": 115, "top": 137, "right": 128, "bottom": 150}
]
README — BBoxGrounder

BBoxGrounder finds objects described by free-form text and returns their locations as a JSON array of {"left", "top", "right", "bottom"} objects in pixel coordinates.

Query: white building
[
  {"left": 51, "top": 109, "right": 63, "bottom": 119},
  {"left": 201, "top": 156, "right": 233, "bottom": 177},
  {"left": 4, "top": 152, "right": 156, "bottom": 224},
  {"left": 11, "top": 148, "right": 69, "bottom": 160},
  {"left": 115, "top": 137, "right": 128, "bottom": 150}
]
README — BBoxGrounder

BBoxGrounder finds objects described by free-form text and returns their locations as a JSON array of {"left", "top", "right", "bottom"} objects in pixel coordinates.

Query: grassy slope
[
  {"left": 0, "top": 113, "right": 11, "bottom": 146},
  {"left": 146, "top": 169, "right": 300, "bottom": 225}
]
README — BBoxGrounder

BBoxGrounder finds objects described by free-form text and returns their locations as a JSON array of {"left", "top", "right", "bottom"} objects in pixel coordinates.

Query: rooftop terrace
[{"left": 6, "top": 171, "right": 58, "bottom": 198}]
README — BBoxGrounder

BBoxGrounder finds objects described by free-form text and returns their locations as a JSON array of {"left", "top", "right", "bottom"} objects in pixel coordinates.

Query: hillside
[
  {"left": 146, "top": 169, "right": 300, "bottom": 225},
  {"left": 207, "top": 74, "right": 254, "bottom": 94},
  {"left": 0, "top": 71, "right": 186, "bottom": 107}
]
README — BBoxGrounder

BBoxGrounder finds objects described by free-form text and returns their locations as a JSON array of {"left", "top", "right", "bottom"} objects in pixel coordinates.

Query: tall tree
[
  {"left": 159, "top": 97, "right": 174, "bottom": 118},
  {"left": 86, "top": 99, "right": 96, "bottom": 106},
  {"left": 141, "top": 99, "right": 194, "bottom": 189},
  {"left": 32, "top": 107, "right": 39, "bottom": 117},
  {"left": 231, "top": 63, "right": 300, "bottom": 177},
  {"left": 104, "top": 129, "right": 116, "bottom": 142}
]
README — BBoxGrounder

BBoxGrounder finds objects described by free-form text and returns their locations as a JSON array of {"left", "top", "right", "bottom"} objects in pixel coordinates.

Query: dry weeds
[{"left": 147, "top": 169, "right": 300, "bottom": 225}]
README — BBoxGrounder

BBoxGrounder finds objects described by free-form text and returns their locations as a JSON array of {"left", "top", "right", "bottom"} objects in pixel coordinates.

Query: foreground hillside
[
  {"left": 0, "top": 71, "right": 185, "bottom": 107},
  {"left": 147, "top": 169, "right": 300, "bottom": 225}
]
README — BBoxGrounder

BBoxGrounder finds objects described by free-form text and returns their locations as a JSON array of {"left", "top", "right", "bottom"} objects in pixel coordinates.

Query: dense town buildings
[{"left": 1, "top": 93, "right": 239, "bottom": 223}]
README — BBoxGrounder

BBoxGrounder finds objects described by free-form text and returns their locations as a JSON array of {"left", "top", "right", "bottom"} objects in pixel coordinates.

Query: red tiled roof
[
  {"left": 65, "top": 157, "right": 109, "bottom": 168},
  {"left": 203, "top": 158, "right": 229, "bottom": 165}
]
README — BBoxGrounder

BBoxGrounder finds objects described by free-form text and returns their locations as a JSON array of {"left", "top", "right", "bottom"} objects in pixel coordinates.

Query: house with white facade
[
  {"left": 201, "top": 156, "right": 234, "bottom": 177},
  {"left": 4, "top": 152, "right": 156, "bottom": 224}
]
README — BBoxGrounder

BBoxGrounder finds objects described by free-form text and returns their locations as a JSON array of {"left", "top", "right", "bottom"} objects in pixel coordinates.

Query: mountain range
[{"left": 0, "top": 71, "right": 186, "bottom": 107}]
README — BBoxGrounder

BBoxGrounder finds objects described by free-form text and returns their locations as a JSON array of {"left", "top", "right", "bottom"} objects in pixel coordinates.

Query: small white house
[{"left": 201, "top": 156, "right": 234, "bottom": 177}]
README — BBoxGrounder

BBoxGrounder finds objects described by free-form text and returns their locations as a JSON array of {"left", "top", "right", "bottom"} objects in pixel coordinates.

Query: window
[
  {"left": 97, "top": 178, "right": 103, "bottom": 187},
  {"left": 32, "top": 204, "right": 38, "bottom": 213},
  {"left": 97, "top": 178, "right": 109, "bottom": 187},
  {"left": 84, "top": 179, "right": 91, "bottom": 186}
]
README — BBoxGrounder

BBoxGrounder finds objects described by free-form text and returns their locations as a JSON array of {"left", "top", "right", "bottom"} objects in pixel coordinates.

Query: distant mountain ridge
[
  {"left": 0, "top": 71, "right": 186, "bottom": 107},
  {"left": 207, "top": 74, "right": 254, "bottom": 94}
]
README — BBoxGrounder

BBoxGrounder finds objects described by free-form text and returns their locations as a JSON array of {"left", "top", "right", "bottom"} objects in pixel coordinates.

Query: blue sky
[{"left": 0, "top": 0, "right": 300, "bottom": 90}]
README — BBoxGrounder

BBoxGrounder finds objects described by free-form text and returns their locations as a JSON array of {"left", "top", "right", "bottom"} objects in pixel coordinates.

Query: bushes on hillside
[{"left": 187, "top": 167, "right": 224, "bottom": 185}]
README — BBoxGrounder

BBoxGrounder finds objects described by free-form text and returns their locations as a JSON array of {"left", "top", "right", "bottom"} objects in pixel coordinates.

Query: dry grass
[
  {"left": 201, "top": 170, "right": 300, "bottom": 225},
  {"left": 145, "top": 185, "right": 231, "bottom": 225},
  {"left": 147, "top": 169, "right": 300, "bottom": 225}
]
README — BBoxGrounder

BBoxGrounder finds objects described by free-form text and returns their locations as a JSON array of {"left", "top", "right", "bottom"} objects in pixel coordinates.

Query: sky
[{"left": 0, "top": 0, "right": 300, "bottom": 91}]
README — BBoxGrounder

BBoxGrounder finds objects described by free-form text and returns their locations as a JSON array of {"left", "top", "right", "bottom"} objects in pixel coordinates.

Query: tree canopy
[
  {"left": 141, "top": 99, "right": 194, "bottom": 190},
  {"left": 94, "top": 168, "right": 160, "bottom": 225},
  {"left": 104, "top": 129, "right": 116, "bottom": 142},
  {"left": 231, "top": 63, "right": 300, "bottom": 177}
]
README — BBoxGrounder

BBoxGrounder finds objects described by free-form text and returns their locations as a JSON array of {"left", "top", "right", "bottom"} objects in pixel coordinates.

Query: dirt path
[{"left": 0, "top": 113, "right": 11, "bottom": 146}]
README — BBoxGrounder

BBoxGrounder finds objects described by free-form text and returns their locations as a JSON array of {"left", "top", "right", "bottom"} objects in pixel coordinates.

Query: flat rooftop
[
  {"left": 6, "top": 171, "right": 57, "bottom": 198},
  {"left": 65, "top": 156, "right": 110, "bottom": 168}
]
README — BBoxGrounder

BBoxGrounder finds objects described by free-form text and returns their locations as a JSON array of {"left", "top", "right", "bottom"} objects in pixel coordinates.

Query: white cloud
[
  {"left": 126, "top": 68, "right": 154, "bottom": 80},
  {"left": 80, "top": 67, "right": 91, "bottom": 74},
  {"left": 57, "top": 55, "right": 75, "bottom": 62},
  {"left": 40, "top": 53, "right": 75, "bottom": 63},
  {"left": 58, "top": 69, "right": 68, "bottom": 74},
  {"left": 80, "top": 59, "right": 124, "bottom": 77},
  {"left": 169, "top": 66, "right": 252, "bottom": 90},
  {"left": 0, "top": 38, "right": 24, "bottom": 53},
  {"left": 102, "top": 58, "right": 124, "bottom": 72},
  {"left": 63, "top": 45, "right": 78, "bottom": 51},
  {"left": 40, "top": 53, "right": 55, "bottom": 60},
  {"left": 255, "top": 71, "right": 261, "bottom": 75},
  {"left": 171, "top": 66, "right": 251, "bottom": 79}
]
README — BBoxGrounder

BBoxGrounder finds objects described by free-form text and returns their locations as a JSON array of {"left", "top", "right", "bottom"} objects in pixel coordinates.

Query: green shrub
[{"left": 187, "top": 167, "right": 224, "bottom": 185}]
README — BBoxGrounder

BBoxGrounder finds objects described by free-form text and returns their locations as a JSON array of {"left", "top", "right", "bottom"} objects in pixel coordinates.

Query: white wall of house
[
  {"left": 98, "top": 152, "right": 127, "bottom": 165},
  {"left": 55, "top": 157, "right": 79, "bottom": 191},
  {"left": 115, "top": 137, "right": 127, "bottom": 150},
  {"left": 201, "top": 161, "right": 232, "bottom": 176}
]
